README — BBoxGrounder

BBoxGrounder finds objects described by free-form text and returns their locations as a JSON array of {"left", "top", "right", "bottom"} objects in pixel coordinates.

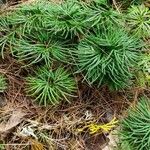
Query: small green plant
[
  {"left": 3, "top": 0, "right": 54, "bottom": 33},
  {"left": 135, "top": 71, "right": 150, "bottom": 88},
  {"left": 135, "top": 51, "right": 150, "bottom": 88},
  {"left": 76, "top": 26, "right": 142, "bottom": 90},
  {"left": 12, "top": 31, "right": 70, "bottom": 67},
  {"left": 118, "top": 97, "right": 150, "bottom": 150},
  {"left": 26, "top": 67, "right": 76, "bottom": 105},
  {"left": 48, "top": 0, "right": 87, "bottom": 38},
  {"left": 138, "top": 53, "right": 150, "bottom": 72},
  {"left": 126, "top": 5, "right": 150, "bottom": 38},
  {"left": 0, "top": 75, "right": 7, "bottom": 92},
  {"left": 85, "top": 1, "right": 122, "bottom": 30}
]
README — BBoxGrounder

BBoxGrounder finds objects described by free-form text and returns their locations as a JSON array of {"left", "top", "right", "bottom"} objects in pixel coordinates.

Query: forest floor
[
  {"left": 0, "top": 0, "right": 150, "bottom": 150},
  {"left": 0, "top": 48, "right": 148, "bottom": 150}
]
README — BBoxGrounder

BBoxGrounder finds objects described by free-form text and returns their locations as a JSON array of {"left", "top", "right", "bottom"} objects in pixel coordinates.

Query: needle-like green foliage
[
  {"left": 136, "top": 52, "right": 150, "bottom": 88},
  {"left": 3, "top": 0, "right": 54, "bottom": 33},
  {"left": 26, "top": 67, "right": 76, "bottom": 105},
  {"left": 85, "top": 1, "right": 123, "bottom": 30},
  {"left": 118, "top": 97, "right": 150, "bottom": 150},
  {"left": 48, "top": 0, "right": 87, "bottom": 38},
  {"left": 0, "top": 75, "right": 7, "bottom": 92},
  {"left": 126, "top": 5, "right": 150, "bottom": 38},
  {"left": 0, "top": 0, "right": 88, "bottom": 58},
  {"left": 138, "top": 53, "right": 150, "bottom": 72},
  {"left": 135, "top": 71, "right": 150, "bottom": 88},
  {"left": 0, "top": 0, "right": 146, "bottom": 93},
  {"left": 12, "top": 31, "right": 70, "bottom": 67},
  {"left": 0, "top": 0, "right": 55, "bottom": 58},
  {"left": 76, "top": 26, "right": 142, "bottom": 90}
]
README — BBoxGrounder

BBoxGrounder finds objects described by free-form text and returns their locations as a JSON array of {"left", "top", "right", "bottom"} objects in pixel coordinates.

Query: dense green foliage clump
[
  {"left": 84, "top": 2, "right": 122, "bottom": 30},
  {"left": 119, "top": 97, "right": 150, "bottom": 150},
  {"left": 0, "top": 0, "right": 53, "bottom": 58},
  {"left": 126, "top": 4, "right": 150, "bottom": 38},
  {"left": 12, "top": 32, "right": 70, "bottom": 67},
  {"left": 48, "top": 0, "right": 88, "bottom": 38},
  {"left": 26, "top": 67, "right": 76, "bottom": 105},
  {"left": 76, "top": 26, "right": 142, "bottom": 89}
]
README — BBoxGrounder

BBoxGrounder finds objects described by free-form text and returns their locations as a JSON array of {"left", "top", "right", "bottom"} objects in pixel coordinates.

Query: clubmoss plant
[
  {"left": 0, "top": 0, "right": 88, "bottom": 58},
  {"left": 4, "top": 0, "right": 54, "bottom": 33},
  {"left": 76, "top": 26, "right": 142, "bottom": 90},
  {"left": 26, "top": 67, "right": 76, "bottom": 105},
  {"left": 48, "top": 0, "right": 88, "bottom": 38},
  {"left": 126, "top": 5, "right": 150, "bottom": 38},
  {"left": 118, "top": 97, "right": 150, "bottom": 150},
  {"left": 0, "top": 75, "right": 7, "bottom": 92},
  {"left": 12, "top": 31, "right": 70, "bottom": 67},
  {"left": 85, "top": 1, "right": 123, "bottom": 30},
  {"left": 136, "top": 52, "right": 150, "bottom": 88},
  {"left": 138, "top": 53, "right": 150, "bottom": 72},
  {"left": 135, "top": 71, "right": 150, "bottom": 88}
]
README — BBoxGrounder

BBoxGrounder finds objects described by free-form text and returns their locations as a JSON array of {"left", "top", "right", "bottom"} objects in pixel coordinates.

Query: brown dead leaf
[{"left": 0, "top": 109, "right": 25, "bottom": 134}]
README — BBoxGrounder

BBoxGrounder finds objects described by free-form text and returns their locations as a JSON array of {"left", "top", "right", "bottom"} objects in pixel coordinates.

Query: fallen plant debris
[
  {"left": 0, "top": 64, "right": 129, "bottom": 149},
  {"left": 0, "top": 109, "right": 25, "bottom": 134}
]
